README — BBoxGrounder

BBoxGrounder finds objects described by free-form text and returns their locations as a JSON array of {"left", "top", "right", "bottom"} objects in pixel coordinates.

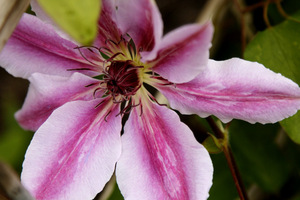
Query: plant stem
[
  {"left": 262, "top": 0, "right": 272, "bottom": 28},
  {"left": 232, "top": 0, "right": 246, "bottom": 54},
  {"left": 223, "top": 145, "right": 249, "bottom": 200},
  {"left": 206, "top": 117, "right": 249, "bottom": 200},
  {"left": 206, "top": 117, "right": 225, "bottom": 139}
]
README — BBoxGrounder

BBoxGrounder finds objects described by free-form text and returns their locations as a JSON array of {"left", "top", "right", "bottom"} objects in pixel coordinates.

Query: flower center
[{"left": 103, "top": 60, "right": 142, "bottom": 101}]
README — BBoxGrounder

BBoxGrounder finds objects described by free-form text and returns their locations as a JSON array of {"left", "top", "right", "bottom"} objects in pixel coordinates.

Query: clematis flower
[{"left": 1, "top": 0, "right": 300, "bottom": 199}]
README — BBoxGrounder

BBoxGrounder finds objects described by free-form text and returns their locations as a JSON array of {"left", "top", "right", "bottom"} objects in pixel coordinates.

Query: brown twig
[
  {"left": 233, "top": 0, "right": 246, "bottom": 54},
  {"left": 223, "top": 145, "right": 249, "bottom": 200},
  {"left": 263, "top": 0, "right": 272, "bottom": 28},
  {"left": 242, "top": 1, "right": 265, "bottom": 13},
  {"left": 206, "top": 117, "right": 224, "bottom": 139},
  {"left": 0, "top": 161, "right": 35, "bottom": 200}
]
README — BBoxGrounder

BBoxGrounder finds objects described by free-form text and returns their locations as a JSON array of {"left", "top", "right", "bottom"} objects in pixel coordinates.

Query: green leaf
[
  {"left": 208, "top": 153, "right": 239, "bottom": 200},
  {"left": 244, "top": 11, "right": 300, "bottom": 144},
  {"left": 281, "top": 112, "right": 300, "bottom": 143},
  {"left": 229, "top": 120, "right": 290, "bottom": 192},
  {"left": 108, "top": 181, "right": 124, "bottom": 200},
  {"left": 36, "top": 0, "right": 101, "bottom": 45},
  {"left": 0, "top": 98, "right": 33, "bottom": 173}
]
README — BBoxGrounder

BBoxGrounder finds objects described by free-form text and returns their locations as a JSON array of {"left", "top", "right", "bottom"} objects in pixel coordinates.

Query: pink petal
[
  {"left": 0, "top": 14, "right": 98, "bottom": 79},
  {"left": 21, "top": 99, "right": 122, "bottom": 200},
  {"left": 116, "top": 102, "right": 213, "bottom": 200},
  {"left": 156, "top": 58, "right": 300, "bottom": 124},
  {"left": 31, "top": 0, "right": 162, "bottom": 52},
  {"left": 95, "top": 0, "right": 123, "bottom": 46},
  {"left": 16, "top": 73, "right": 100, "bottom": 131},
  {"left": 144, "top": 22, "right": 213, "bottom": 83},
  {"left": 31, "top": 0, "right": 120, "bottom": 49},
  {"left": 113, "top": 0, "right": 163, "bottom": 51}
]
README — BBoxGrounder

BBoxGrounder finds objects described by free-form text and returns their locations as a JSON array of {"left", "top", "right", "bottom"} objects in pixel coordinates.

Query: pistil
[{"left": 103, "top": 60, "right": 142, "bottom": 101}]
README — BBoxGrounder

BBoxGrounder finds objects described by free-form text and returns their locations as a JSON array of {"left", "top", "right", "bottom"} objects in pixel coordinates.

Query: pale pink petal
[
  {"left": 21, "top": 99, "right": 122, "bottom": 200},
  {"left": 16, "top": 73, "right": 100, "bottom": 131},
  {"left": 0, "top": 14, "right": 99, "bottom": 79},
  {"left": 144, "top": 22, "right": 213, "bottom": 83},
  {"left": 114, "top": 0, "right": 163, "bottom": 51},
  {"left": 155, "top": 58, "right": 300, "bottom": 124},
  {"left": 116, "top": 102, "right": 213, "bottom": 200}
]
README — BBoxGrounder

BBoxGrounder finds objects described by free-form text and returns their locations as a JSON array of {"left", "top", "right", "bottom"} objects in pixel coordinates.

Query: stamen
[
  {"left": 77, "top": 36, "right": 145, "bottom": 119},
  {"left": 74, "top": 46, "right": 99, "bottom": 66},
  {"left": 104, "top": 110, "right": 112, "bottom": 122},
  {"left": 107, "top": 52, "right": 125, "bottom": 62},
  {"left": 87, "top": 48, "right": 94, "bottom": 53},
  {"left": 93, "top": 87, "right": 103, "bottom": 99},
  {"left": 150, "top": 75, "right": 175, "bottom": 87},
  {"left": 147, "top": 91, "right": 168, "bottom": 107},
  {"left": 112, "top": 96, "right": 125, "bottom": 104},
  {"left": 116, "top": 97, "right": 142, "bottom": 117},
  {"left": 67, "top": 68, "right": 92, "bottom": 71},
  {"left": 95, "top": 100, "right": 105, "bottom": 109},
  {"left": 85, "top": 83, "right": 98, "bottom": 87},
  {"left": 98, "top": 47, "right": 112, "bottom": 60},
  {"left": 127, "top": 36, "right": 137, "bottom": 59},
  {"left": 105, "top": 38, "right": 118, "bottom": 46},
  {"left": 139, "top": 102, "right": 143, "bottom": 117},
  {"left": 105, "top": 36, "right": 125, "bottom": 47}
]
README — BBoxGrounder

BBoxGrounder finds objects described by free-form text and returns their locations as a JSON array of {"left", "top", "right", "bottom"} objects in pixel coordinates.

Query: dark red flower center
[{"left": 103, "top": 60, "right": 142, "bottom": 99}]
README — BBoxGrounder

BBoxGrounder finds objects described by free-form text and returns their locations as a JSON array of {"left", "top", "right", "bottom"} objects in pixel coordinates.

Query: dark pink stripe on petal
[
  {"left": 113, "top": 0, "right": 163, "bottom": 52},
  {"left": 146, "top": 22, "right": 213, "bottom": 83},
  {"left": 21, "top": 99, "right": 122, "bottom": 200},
  {"left": 156, "top": 58, "right": 300, "bottom": 124},
  {"left": 0, "top": 14, "right": 99, "bottom": 78},
  {"left": 117, "top": 102, "right": 213, "bottom": 200},
  {"left": 95, "top": 0, "right": 123, "bottom": 46},
  {"left": 16, "top": 73, "right": 100, "bottom": 131}
]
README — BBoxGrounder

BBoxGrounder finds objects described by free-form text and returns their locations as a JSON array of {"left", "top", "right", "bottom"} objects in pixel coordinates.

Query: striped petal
[
  {"left": 21, "top": 99, "right": 122, "bottom": 200},
  {"left": 16, "top": 73, "right": 99, "bottom": 131},
  {"left": 156, "top": 58, "right": 300, "bottom": 124},
  {"left": 113, "top": 0, "right": 163, "bottom": 51},
  {"left": 145, "top": 22, "right": 213, "bottom": 83},
  {"left": 116, "top": 102, "right": 213, "bottom": 200},
  {"left": 0, "top": 14, "right": 98, "bottom": 79}
]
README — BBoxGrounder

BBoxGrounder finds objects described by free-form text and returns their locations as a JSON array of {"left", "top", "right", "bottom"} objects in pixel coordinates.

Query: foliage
[{"left": 36, "top": 0, "right": 101, "bottom": 45}]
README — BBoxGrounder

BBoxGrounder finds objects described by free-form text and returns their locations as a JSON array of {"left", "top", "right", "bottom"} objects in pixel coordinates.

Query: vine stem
[
  {"left": 206, "top": 117, "right": 249, "bottom": 200},
  {"left": 223, "top": 144, "right": 249, "bottom": 200},
  {"left": 232, "top": 0, "right": 246, "bottom": 54},
  {"left": 263, "top": 0, "right": 272, "bottom": 28}
]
